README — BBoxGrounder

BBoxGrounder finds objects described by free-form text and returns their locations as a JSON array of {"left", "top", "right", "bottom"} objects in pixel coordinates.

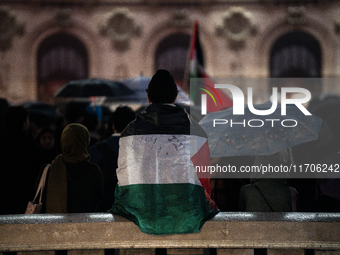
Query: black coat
[
  {"left": 0, "top": 130, "right": 46, "bottom": 214},
  {"left": 37, "top": 160, "right": 104, "bottom": 213}
]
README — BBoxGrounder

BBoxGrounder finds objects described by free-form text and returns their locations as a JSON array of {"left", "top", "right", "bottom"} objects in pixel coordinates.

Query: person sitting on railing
[{"left": 110, "top": 69, "right": 219, "bottom": 235}]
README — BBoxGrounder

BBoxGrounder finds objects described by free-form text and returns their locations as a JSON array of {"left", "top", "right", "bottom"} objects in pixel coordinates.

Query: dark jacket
[
  {"left": 89, "top": 135, "right": 120, "bottom": 211},
  {"left": 37, "top": 161, "right": 104, "bottom": 213},
  {"left": 0, "top": 130, "right": 46, "bottom": 214}
]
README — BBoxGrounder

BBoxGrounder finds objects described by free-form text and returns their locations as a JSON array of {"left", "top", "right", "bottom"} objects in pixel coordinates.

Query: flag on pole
[{"left": 186, "top": 21, "right": 233, "bottom": 113}]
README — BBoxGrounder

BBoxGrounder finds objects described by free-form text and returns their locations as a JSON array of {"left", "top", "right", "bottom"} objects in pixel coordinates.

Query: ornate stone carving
[
  {"left": 171, "top": 9, "right": 190, "bottom": 27},
  {"left": 287, "top": 6, "right": 306, "bottom": 25},
  {"left": 100, "top": 8, "right": 141, "bottom": 52},
  {"left": 215, "top": 7, "right": 255, "bottom": 50},
  {"left": 54, "top": 8, "right": 72, "bottom": 27},
  {"left": 0, "top": 7, "right": 24, "bottom": 51}
]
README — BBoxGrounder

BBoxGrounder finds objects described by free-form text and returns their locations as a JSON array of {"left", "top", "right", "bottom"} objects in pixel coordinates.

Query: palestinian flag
[
  {"left": 111, "top": 104, "right": 219, "bottom": 235},
  {"left": 186, "top": 21, "right": 233, "bottom": 112}
]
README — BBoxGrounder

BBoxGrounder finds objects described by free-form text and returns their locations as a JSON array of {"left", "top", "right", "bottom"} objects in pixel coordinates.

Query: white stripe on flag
[{"left": 117, "top": 134, "right": 207, "bottom": 186}]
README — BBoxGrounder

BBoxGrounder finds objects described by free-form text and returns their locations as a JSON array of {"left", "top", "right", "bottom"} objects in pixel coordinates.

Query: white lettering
[
  {"left": 248, "top": 87, "right": 278, "bottom": 115},
  {"left": 281, "top": 87, "right": 311, "bottom": 115},
  {"left": 230, "top": 119, "right": 246, "bottom": 127},
  {"left": 248, "top": 119, "right": 264, "bottom": 127},
  {"left": 213, "top": 119, "right": 228, "bottom": 127},
  {"left": 281, "top": 119, "right": 298, "bottom": 127}
]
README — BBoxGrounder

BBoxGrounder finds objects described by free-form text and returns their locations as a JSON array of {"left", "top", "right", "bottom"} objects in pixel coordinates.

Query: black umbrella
[{"left": 54, "top": 78, "right": 135, "bottom": 98}]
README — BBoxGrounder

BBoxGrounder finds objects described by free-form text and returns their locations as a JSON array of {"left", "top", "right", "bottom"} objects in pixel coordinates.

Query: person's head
[
  {"left": 4, "top": 105, "right": 30, "bottom": 131},
  {"left": 36, "top": 126, "right": 55, "bottom": 150},
  {"left": 60, "top": 123, "right": 90, "bottom": 162},
  {"left": 111, "top": 106, "right": 136, "bottom": 133},
  {"left": 146, "top": 69, "right": 178, "bottom": 104}
]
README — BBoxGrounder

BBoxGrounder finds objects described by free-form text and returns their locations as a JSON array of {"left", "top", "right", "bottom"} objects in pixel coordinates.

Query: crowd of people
[{"left": 0, "top": 70, "right": 339, "bottom": 228}]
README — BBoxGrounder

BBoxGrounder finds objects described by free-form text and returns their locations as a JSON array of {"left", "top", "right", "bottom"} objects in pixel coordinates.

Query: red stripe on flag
[
  {"left": 191, "top": 140, "right": 212, "bottom": 195},
  {"left": 191, "top": 140, "right": 218, "bottom": 210},
  {"left": 189, "top": 21, "right": 198, "bottom": 61}
]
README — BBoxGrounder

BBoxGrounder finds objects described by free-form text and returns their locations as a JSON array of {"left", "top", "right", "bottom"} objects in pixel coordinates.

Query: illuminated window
[{"left": 37, "top": 33, "right": 88, "bottom": 102}]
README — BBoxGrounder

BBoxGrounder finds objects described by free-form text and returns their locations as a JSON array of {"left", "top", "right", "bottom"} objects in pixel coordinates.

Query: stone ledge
[
  {"left": 1, "top": 212, "right": 340, "bottom": 225},
  {"left": 0, "top": 212, "right": 340, "bottom": 252}
]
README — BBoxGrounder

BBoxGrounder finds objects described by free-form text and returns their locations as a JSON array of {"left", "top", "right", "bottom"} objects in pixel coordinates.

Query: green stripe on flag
[{"left": 111, "top": 183, "right": 218, "bottom": 235}]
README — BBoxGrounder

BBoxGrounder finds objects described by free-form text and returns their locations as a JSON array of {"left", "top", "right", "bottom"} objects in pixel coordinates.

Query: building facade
[{"left": 0, "top": 0, "right": 339, "bottom": 104}]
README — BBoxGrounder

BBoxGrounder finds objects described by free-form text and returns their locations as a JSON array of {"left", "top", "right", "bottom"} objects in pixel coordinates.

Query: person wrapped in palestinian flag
[{"left": 110, "top": 69, "right": 219, "bottom": 235}]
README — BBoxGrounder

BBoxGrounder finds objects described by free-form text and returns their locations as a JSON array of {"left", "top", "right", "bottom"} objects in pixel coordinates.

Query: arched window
[
  {"left": 155, "top": 33, "right": 191, "bottom": 87},
  {"left": 37, "top": 33, "right": 88, "bottom": 103},
  {"left": 270, "top": 31, "right": 321, "bottom": 78},
  {"left": 270, "top": 31, "right": 322, "bottom": 95}
]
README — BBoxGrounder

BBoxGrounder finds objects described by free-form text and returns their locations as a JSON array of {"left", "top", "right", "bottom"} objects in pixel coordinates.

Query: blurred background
[{"left": 0, "top": 0, "right": 339, "bottom": 106}]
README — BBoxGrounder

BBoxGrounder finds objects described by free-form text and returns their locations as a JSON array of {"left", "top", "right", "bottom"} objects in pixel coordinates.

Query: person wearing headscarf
[{"left": 44, "top": 123, "right": 104, "bottom": 213}]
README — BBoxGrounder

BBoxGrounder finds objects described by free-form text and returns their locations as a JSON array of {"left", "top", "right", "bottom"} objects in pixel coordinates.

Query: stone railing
[{"left": 1, "top": 212, "right": 340, "bottom": 255}]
